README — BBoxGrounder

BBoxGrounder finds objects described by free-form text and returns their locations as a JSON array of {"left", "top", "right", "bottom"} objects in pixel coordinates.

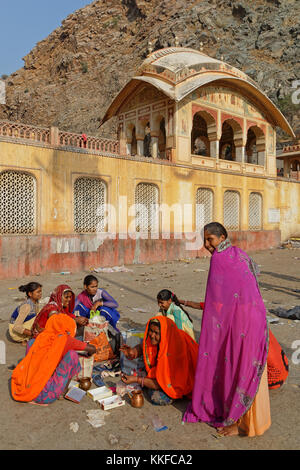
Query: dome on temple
[
  {"left": 100, "top": 46, "right": 294, "bottom": 137},
  {"left": 138, "top": 47, "right": 249, "bottom": 85}
]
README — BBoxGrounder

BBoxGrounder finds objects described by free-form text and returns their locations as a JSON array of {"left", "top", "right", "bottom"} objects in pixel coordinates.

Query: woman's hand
[
  {"left": 92, "top": 301, "right": 103, "bottom": 311},
  {"left": 75, "top": 316, "right": 89, "bottom": 326},
  {"left": 23, "top": 328, "right": 33, "bottom": 337},
  {"left": 121, "top": 373, "right": 137, "bottom": 385},
  {"left": 119, "top": 344, "right": 137, "bottom": 360},
  {"left": 84, "top": 343, "right": 96, "bottom": 356}
]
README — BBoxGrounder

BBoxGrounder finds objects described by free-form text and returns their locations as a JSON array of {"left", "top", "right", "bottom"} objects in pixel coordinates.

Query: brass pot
[
  {"left": 79, "top": 377, "right": 92, "bottom": 391},
  {"left": 129, "top": 390, "right": 144, "bottom": 408}
]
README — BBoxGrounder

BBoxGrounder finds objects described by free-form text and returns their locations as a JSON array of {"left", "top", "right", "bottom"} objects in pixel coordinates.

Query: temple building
[
  {"left": 277, "top": 139, "right": 300, "bottom": 180},
  {"left": 0, "top": 46, "right": 299, "bottom": 280}
]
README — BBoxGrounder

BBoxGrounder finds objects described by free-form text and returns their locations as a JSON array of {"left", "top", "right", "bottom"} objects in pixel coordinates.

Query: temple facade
[{"left": 0, "top": 47, "right": 299, "bottom": 280}]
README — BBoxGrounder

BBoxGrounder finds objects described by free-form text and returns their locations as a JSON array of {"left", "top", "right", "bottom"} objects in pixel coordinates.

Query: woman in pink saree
[{"left": 183, "top": 222, "right": 271, "bottom": 437}]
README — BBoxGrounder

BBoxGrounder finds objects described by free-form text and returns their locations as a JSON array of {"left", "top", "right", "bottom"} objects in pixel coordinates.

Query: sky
[{"left": 0, "top": 0, "right": 92, "bottom": 76}]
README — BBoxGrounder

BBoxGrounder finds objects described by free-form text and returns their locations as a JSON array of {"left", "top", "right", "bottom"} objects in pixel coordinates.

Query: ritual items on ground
[
  {"left": 78, "top": 377, "right": 92, "bottom": 391},
  {"left": 87, "top": 385, "right": 113, "bottom": 401},
  {"left": 128, "top": 389, "right": 144, "bottom": 408},
  {"left": 98, "top": 395, "right": 125, "bottom": 410},
  {"left": 64, "top": 387, "right": 86, "bottom": 404}
]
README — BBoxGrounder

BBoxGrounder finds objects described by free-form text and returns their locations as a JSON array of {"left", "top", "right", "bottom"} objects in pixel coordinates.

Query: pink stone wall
[{"left": 0, "top": 230, "right": 281, "bottom": 280}]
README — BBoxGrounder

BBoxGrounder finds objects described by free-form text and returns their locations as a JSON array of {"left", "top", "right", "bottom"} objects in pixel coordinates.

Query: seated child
[
  {"left": 9, "top": 282, "right": 42, "bottom": 343},
  {"left": 74, "top": 275, "right": 120, "bottom": 330},
  {"left": 157, "top": 289, "right": 195, "bottom": 340}
]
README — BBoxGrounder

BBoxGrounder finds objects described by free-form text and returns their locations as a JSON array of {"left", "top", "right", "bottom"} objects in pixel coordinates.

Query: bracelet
[{"left": 184, "top": 300, "right": 187, "bottom": 306}]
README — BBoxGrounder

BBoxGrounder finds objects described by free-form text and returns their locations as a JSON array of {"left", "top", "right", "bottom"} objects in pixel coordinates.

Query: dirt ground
[{"left": 0, "top": 247, "right": 299, "bottom": 451}]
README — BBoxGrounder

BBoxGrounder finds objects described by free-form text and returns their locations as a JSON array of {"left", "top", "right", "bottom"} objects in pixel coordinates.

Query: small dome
[{"left": 138, "top": 47, "right": 250, "bottom": 85}]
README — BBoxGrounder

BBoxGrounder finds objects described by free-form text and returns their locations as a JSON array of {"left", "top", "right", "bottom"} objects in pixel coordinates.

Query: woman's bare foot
[
  {"left": 29, "top": 401, "right": 49, "bottom": 407},
  {"left": 217, "top": 423, "right": 239, "bottom": 436}
]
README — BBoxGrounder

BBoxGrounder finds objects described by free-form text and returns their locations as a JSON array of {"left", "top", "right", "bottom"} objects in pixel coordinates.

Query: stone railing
[
  {"left": 0, "top": 120, "right": 120, "bottom": 155},
  {"left": 59, "top": 130, "right": 119, "bottom": 154},
  {"left": 283, "top": 142, "right": 300, "bottom": 153},
  {"left": 290, "top": 170, "right": 300, "bottom": 181},
  {"left": 0, "top": 120, "right": 50, "bottom": 144}
]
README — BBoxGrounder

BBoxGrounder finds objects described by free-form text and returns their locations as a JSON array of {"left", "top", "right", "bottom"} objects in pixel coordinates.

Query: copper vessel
[
  {"left": 79, "top": 377, "right": 92, "bottom": 391},
  {"left": 129, "top": 390, "right": 144, "bottom": 408}
]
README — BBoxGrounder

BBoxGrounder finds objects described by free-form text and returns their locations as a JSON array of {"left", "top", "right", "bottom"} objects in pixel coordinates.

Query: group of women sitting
[{"left": 9, "top": 222, "right": 289, "bottom": 438}]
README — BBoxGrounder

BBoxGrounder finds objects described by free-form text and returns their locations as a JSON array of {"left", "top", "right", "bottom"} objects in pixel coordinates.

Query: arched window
[
  {"left": 74, "top": 177, "right": 107, "bottom": 233},
  {"left": 131, "top": 126, "right": 137, "bottom": 156},
  {"left": 143, "top": 122, "right": 152, "bottom": 158},
  {"left": 196, "top": 188, "right": 214, "bottom": 231},
  {"left": 135, "top": 183, "right": 159, "bottom": 233},
  {"left": 249, "top": 193, "right": 263, "bottom": 230},
  {"left": 191, "top": 113, "right": 210, "bottom": 156},
  {"left": 0, "top": 170, "right": 36, "bottom": 234},
  {"left": 219, "top": 122, "right": 236, "bottom": 161},
  {"left": 246, "top": 128, "right": 258, "bottom": 164},
  {"left": 223, "top": 190, "right": 240, "bottom": 230},
  {"left": 158, "top": 118, "right": 166, "bottom": 159}
]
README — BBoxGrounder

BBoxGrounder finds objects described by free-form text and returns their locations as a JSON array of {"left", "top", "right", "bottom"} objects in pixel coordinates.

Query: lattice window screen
[
  {"left": 135, "top": 183, "right": 159, "bottom": 233},
  {"left": 0, "top": 171, "right": 36, "bottom": 234},
  {"left": 196, "top": 188, "right": 213, "bottom": 231},
  {"left": 249, "top": 192, "right": 262, "bottom": 230},
  {"left": 224, "top": 190, "right": 240, "bottom": 230},
  {"left": 74, "top": 177, "right": 107, "bottom": 233}
]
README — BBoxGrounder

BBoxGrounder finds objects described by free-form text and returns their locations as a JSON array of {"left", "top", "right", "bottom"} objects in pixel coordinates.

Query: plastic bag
[
  {"left": 76, "top": 355, "right": 94, "bottom": 379},
  {"left": 84, "top": 319, "right": 109, "bottom": 342},
  {"left": 90, "top": 331, "right": 115, "bottom": 362}
]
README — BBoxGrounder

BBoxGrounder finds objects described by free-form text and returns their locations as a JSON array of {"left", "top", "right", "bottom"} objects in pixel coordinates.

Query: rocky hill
[{"left": 0, "top": 0, "right": 299, "bottom": 140}]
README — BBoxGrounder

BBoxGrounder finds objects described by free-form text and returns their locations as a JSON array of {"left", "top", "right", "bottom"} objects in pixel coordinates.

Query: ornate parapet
[
  {"left": 0, "top": 120, "right": 50, "bottom": 144},
  {"left": 0, "top": 120, "right": 120, "bottom": 156}
]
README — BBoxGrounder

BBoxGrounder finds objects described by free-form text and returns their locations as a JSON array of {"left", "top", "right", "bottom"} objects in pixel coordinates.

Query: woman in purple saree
[{"left": 183, "top": 222, "right": 271, "bottom": 437}]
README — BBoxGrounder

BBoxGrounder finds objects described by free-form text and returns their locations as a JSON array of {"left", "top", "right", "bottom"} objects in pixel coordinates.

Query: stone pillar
[
  {"left": 234, "top": 133, "right": 246, "bottom": 163},
  {"left": 209, "top": 139, "right": 219, "bottom": 159},
  {"left": 235, "top": 145, "right": 245, "bottom": 163},
  {"left": 151, "top": 133, "right": 159, "bottom": 159},
  {"left": 50, "top": 126, "right": 59, "bottom": 146},
  {"left": 136, "top": 138, "right": 144, "bottom": 156},
  {"left": 257, "top": 151, "right": 265, "bottom": 166},
  {"left": 283, "top": 159, "right": 290, "bottom": 177},
  {"left": 257, "top": 139, "right": 266, "bottom": 166},
  {"left": 126, "top": 142, "right": 132, "bottom": 156}
]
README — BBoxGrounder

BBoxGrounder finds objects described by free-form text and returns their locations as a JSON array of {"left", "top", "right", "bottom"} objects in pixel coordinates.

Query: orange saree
[
  {"left": 143, "top": 316, "right": 198, "bottom": 399},
  {"left": 11, "top": 314, "right": 77, "bottom": 403}
]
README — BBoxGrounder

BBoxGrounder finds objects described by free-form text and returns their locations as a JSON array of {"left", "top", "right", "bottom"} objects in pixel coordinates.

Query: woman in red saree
[
  {"left": 120, "top": 316, "right": 198, "bottom": 405},
  {"left": 31, "top": 284, "right": 87, "bottom": 338}
]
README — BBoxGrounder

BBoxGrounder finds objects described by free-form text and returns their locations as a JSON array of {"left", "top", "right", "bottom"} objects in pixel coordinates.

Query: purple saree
[{"left": 183, "top": 243, "right": 269, "bottom": 428}]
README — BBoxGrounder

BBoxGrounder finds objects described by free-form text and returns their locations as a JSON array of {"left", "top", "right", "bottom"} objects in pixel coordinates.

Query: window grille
[
  {"left": 224, "top": 190, "right": 240, "bottom": 230},
  {"left": 74, "top": 177, "right": 107, "bottom": 233},
  {"left": 249, "top": 192, "right": 262, "bottom": 230},
  {"left": 0, "top": 171, "right": 36, "bottom": 234},
  {"left": 196, "top": 188, "right": 213, "bottom": 231},
  {"left": 135, "top": 183, "right": 159, "bottom": 233}
]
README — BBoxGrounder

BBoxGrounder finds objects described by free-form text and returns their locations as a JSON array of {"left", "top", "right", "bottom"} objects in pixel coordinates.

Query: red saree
[{"left": 32, "top": 285, "right": 75, "bottom": 338}]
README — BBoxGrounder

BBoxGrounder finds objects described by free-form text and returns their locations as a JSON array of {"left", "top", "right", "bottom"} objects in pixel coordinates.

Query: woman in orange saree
[
  {"left": 11, "top": 314, "right": 95, "bottom": 405},
  {"left": 120, "top": 316, "right": 198, "bottom": 405}
]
